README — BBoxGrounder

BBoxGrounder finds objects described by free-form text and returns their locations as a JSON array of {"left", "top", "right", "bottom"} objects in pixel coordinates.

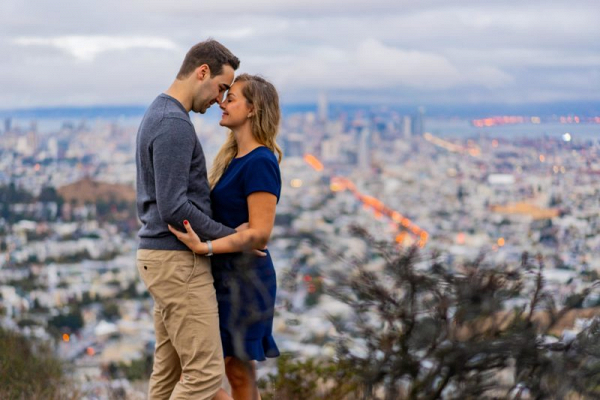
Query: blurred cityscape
[{"left": 1, "top": 97, "right": 600, "bottom": 397}]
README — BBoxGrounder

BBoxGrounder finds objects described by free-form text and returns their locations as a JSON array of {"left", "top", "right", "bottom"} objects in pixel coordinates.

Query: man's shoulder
[
  {"left": 152, "top": 94, "right": 191, "bottom": 118},
  {"left": 162, "top": 113, "right": 193, "bottom": 127},
  {"left": 140, "top": 98, "right": 193, "bottom": 136}
]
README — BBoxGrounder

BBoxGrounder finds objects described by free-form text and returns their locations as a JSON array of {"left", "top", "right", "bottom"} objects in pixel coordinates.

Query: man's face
[{"left": 193, "top": 64, "right": 235, "bottom": 114}]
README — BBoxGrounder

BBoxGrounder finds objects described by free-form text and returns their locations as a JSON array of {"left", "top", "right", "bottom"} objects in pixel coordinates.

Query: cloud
[
  {"left": 355, "top": 40, "right": 466, "bottom": 89},
  {"left": 444, "top": 48, "right": 600, "bottom": 69},
  {"left": 250, "top": 39, "right": 513, "bottom": 92},
  {"left": 208, "top": 28, "right": 256, "bottom": 40},
  {"left": 1, "top": 0, "right": 599, "bottom": 107},
  {"left": 142, "top": 0, "right": 440, "bottom": 16},
  {"left": 13, "top": 35, "right": 180, "bottom": 62}
]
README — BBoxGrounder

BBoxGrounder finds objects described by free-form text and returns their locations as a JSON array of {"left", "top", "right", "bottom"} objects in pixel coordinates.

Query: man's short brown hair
[{"left": 177, "top": 39, "right": 240, "bottom": 79}]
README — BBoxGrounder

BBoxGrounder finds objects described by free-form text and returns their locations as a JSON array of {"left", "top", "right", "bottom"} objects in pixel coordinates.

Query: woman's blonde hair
[{"left": 208, "top": 74, "right": 283, "bottom": 188}]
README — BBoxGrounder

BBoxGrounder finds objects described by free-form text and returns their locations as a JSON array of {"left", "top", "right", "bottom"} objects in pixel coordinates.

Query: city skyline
[
  {"left": 1, "top": 73, "right": 599, "bottom": 397},
  {"left": 1, "top": 0, "right": 599, "bottom": 109},
  {"left": 3, "top": 99, "right": 600, "bottom": 120}
]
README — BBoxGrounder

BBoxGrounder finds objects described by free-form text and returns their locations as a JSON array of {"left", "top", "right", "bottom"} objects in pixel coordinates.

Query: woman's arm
[{"left": 168, "top": 191, "right": 277, "bottom": 255}]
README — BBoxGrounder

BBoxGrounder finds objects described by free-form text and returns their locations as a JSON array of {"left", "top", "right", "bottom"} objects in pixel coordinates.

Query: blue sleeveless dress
[{"left": 210, "top": 146, "right": 281, "bottom": 361}]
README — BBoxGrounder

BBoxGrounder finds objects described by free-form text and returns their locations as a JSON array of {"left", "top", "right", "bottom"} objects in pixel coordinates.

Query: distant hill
[
  {"left": 0, "top": 105, "right": 147, "bottom": 119},
  {"left": 2, "top": 101, "right": 600, "bottom": 119},
  {"left": 57, "top": 177, "right": 135, "bottom": 205},
  {"left": 0, "top": 104, "right": 318, "bottom": 119}
]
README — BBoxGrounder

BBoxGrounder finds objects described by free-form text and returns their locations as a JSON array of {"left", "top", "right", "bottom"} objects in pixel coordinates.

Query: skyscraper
[
  {"left": 4, "top": 117, "right": 12, "bottom": 133},
  {"left": 358, "top": 126, "right": 371, "bottom": 170},
  {"left": 282, "top": 133, "right": 305, "bottom": 158},
  {"left": 402, "top": 115, "right": 412, "bottom": 139},
  {"left": 317, "top": 91, "right": 328, "bottom": 123},
  {"left": 411, "top": 106, "right": 425, "bottom": 136}
]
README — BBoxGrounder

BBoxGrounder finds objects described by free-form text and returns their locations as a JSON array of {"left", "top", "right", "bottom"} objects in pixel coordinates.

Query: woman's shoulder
[
  {"left": 251, "top": 146, "right": 277, "bottom": 159},
  {"left": 244, "top": 146, "right": 279, "bottom": 166}
]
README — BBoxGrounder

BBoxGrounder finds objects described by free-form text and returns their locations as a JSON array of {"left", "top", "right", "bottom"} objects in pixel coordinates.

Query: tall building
[
  {"left": 321, "top": 136, "right": 340, "bottom": 162},
  {"left": 358, "top": 126, "right": 371, "bottom": 170},
  {"left": 411, "top": 106, "right": 425, "bottom": 136},
  {"left": 317, "top": 91, "right": 328, "bottom": 123},
  {"left": 402, "top": 115, "right": 412, "bottom": 139},
  {"left": 48, "top": 137, "right": 59, "bottom": 159},
  {"left": 27, "top": 131, "right": 39, "bottom": 154},
  {"left": 282, "top": 133, "right": 305, "bottom": 158},
  {"left": 4, "top": 117, "right": 12, "bottom": 133}
]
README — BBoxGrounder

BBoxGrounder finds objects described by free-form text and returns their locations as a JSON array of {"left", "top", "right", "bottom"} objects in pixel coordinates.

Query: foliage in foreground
[
  {"left": 0, "top": 326, "right": 80, "bottom": 400},
  {"left": 260, "top": 227, "right": 600, "bottom": 399}
]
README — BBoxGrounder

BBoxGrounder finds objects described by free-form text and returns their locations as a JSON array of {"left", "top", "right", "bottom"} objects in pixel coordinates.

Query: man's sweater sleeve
[{"left": 151, "top": 118, "right": 236, "bottom": 240}]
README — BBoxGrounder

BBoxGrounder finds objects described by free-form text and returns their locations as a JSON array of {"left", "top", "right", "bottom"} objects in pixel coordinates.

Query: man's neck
[{"left": 165, "top": 81, "right": 192, "bottom": 112}]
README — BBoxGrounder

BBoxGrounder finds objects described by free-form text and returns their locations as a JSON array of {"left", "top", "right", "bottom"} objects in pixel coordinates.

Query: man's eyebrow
[{"left": 220, "top": 84, "right": 231, "bottom": 91}]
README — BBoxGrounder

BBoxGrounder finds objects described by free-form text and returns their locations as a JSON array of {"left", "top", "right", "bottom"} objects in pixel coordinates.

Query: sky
[{"left": 1, "top": 0, "right": 599, "bottom": 109}]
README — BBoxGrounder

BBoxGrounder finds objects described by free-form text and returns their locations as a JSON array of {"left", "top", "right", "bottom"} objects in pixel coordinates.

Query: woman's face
[{"left": 219, "top": 82, "right": 252, "bottom": 129}]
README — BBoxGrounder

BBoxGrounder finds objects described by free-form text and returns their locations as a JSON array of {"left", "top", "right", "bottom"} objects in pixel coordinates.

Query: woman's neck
[{"left": 232, "top": 125, "right": 262, "bottom": 158}]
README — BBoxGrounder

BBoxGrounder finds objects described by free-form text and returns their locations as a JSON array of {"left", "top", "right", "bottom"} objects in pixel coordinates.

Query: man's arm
[
  {"left": 152, "top": 119, "right": 235, "bottom": 240},
  {"left": 168, "top": 192, "right": 275, "bottom": 255}
]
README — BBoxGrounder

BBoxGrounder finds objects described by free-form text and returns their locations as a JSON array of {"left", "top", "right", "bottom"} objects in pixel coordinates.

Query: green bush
[
  {"left": 0, "top": 326, "right": 79, "bottom": 399},
  {"left": 260, "top": 228, "right": 600, "bottom": 399}
]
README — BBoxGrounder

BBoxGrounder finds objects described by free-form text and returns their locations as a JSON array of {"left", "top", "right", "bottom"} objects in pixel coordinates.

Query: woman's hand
[
  {"left": 167, "top": 220, "right": 207, "bottom": 254},
  {"left": 168, "top": 216, "right": 269, "bottom": 257}
]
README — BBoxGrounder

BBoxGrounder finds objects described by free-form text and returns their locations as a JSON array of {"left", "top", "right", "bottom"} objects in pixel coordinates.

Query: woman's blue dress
[{"left": 210, "top": 146, "right": 281, "bottom": 361}]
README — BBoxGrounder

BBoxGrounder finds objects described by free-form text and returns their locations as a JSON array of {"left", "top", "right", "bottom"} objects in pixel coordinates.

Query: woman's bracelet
[{"left": 205, "top": 240, "right": 213, "bottom": 257}]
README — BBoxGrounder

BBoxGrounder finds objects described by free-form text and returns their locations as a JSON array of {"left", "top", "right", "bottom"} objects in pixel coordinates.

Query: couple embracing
[{"left": 135, "top": 39, "right": 281, "bottom": 400}]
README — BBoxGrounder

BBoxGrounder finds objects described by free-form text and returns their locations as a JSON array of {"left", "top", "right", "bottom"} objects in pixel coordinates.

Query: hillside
[{"left": 57, "top": 177, "right": 135, "bottom": 205}]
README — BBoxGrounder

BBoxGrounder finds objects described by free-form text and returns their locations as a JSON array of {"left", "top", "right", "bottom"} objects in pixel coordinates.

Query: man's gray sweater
[{"left": 135, "top": 93, "right": 235, "bottom": 250}]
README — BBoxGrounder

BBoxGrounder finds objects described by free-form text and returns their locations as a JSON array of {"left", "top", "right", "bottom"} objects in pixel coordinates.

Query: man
[{"left": 135, "top": 39, "right": 239, "bottom": 400}]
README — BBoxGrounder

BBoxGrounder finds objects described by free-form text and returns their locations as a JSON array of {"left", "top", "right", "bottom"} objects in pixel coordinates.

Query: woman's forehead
[{"left": 230, "top": 81, "right": 246, "bottom": 92}]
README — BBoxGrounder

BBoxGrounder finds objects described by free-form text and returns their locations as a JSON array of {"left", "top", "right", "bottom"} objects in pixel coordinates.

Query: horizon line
[{"left": 1, "top": 100, "right": 600, "bottom": 119}]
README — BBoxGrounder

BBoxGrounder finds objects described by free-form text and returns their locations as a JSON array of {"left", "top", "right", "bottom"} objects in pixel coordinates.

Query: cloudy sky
[{"left": 1, "top": 0, "right": 599, "bottom": 109}]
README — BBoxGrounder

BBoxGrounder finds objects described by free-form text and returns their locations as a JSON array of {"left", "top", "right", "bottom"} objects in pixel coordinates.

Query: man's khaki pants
[{"left": 137, "top": 249, "right": 224, "bottom": 400}]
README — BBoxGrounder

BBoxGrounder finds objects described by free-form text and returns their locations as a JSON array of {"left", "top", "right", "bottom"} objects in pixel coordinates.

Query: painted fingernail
[{"left": 184, "top": 220, "right": 189, "bottom": 225}]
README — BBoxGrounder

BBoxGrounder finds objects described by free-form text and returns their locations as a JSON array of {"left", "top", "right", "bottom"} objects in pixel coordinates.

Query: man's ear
[{"left": 196, "top": 64, "right": 211, "bottom": 81}]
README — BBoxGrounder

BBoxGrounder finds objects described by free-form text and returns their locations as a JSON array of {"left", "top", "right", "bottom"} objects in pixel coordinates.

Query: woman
[{"left": 169, "top": 73, "right": 282, "bottom": 400}]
